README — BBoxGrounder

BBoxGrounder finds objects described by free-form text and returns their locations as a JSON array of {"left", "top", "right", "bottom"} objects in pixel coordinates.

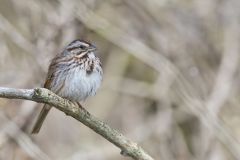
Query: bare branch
[{"left": 0, "top": 87, "right": 154, "bottom": 160}]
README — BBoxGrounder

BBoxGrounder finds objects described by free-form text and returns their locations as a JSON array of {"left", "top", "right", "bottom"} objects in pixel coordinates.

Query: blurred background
[{"left": 0, "top": 0, "right": 240, "bottom": 160}]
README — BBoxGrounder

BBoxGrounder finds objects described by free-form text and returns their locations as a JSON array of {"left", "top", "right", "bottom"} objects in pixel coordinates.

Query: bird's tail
[{"left": 32, "top": 104, "right": 51, "bottom": 134}]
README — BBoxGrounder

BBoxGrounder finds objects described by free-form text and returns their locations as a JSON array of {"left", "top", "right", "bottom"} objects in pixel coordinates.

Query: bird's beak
[{"left": 88, "top": 45, "right": 97, "bottom": 52}]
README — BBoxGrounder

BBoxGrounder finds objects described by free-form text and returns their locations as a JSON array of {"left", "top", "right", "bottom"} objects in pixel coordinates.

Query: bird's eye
[{"left": 79, "top": 45, "right": 86, "bottom": 50}]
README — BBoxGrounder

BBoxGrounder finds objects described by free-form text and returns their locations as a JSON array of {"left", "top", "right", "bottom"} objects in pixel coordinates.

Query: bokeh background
[{"left": 0, "top": 0, "right": 240, "bottom": 160}]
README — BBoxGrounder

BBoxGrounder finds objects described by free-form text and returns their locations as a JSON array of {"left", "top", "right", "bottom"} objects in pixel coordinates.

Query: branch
[{"left": 0, "top": 87, "right": 154, "bottom": 160}]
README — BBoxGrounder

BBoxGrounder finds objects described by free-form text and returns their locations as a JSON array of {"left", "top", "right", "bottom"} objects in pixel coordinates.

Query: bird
[{"left": 32, "top": 39, "right": 103, "bottom": 134}]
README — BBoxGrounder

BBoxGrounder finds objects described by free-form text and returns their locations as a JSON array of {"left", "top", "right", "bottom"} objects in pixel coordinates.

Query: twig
[{"left": 0, "top": 87, "right": 154, "bottom": 160}]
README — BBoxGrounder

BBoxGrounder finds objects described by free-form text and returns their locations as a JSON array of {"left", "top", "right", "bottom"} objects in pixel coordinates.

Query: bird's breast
[{"left": 58, "top": 65, "right": 102, "bottom": 102}]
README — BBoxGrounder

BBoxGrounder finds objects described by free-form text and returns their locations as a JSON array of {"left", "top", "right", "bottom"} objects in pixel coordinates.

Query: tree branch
[{"left": 0, "top": 87, "right": 154, "bottom": 160}]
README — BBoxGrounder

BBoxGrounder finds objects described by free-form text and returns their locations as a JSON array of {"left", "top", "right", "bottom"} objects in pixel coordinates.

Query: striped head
[{"left": 62, "top": 39, "right": 97, "bottom": 58}]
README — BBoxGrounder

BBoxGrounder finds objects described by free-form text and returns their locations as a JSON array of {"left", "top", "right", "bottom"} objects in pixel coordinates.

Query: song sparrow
[{"left": 32, "top": 39, "right": 103, "bottom": 134}]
